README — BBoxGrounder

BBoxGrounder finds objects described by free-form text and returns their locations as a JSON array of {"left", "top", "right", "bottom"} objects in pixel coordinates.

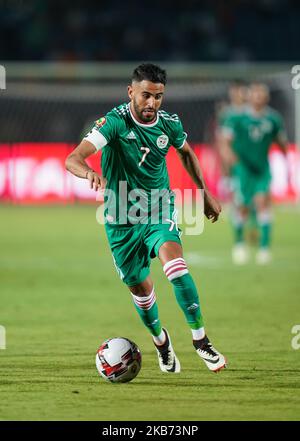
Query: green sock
[
  {"left": 131, "top": 290, "right": 162, "bottom": 337},
  {"left": 259, "top": 222, "right": 271, "bottom": 248},
  {"left": 170, "top": 273, "right": 204, "bottom": 330},
  {"left": 231, "top": 209, "right": 245, "bottom": 243},
  {"left": 234, "top": 224, "right": 245, "bottom": 243},
  {"left": 257, "top": 211, "right": 272, "bottom": 248}
]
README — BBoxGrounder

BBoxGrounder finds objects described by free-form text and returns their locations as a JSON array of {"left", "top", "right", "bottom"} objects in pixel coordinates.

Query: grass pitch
[{"left": 0, "top": 204, "right": 300, "bottom": 421}]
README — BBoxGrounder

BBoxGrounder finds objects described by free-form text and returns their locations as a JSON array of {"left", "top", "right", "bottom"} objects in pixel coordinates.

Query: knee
[
  {"left": 130, "top": 283, "right": 156, "bottom": 311},
  {"left": 255, "top": 194, "right": 270, "bottom": 212},
  {"left": 257, "top": 209, "right": 272, "bottom": 225},
  {"left": 235, "top": 206, "right": 248, "bottom": 223},
  {"left": 129, "top": 279, "right": 153, "bottom": 296}
]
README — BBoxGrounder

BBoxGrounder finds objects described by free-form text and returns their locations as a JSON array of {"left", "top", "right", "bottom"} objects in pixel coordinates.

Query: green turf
[{"left": 0, "top": 204, "right": 300, "bottom": 421}]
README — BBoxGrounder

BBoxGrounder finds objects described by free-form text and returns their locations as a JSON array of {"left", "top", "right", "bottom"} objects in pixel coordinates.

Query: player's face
[
  {"left": 229, "top": 85, "right": 248, "bottom": 106},
  {"left": 249, "top": 84, "right": 269, "bottom": 109},
  {"left": 128, "top": 80, "right": 164, "bottom": 123}
]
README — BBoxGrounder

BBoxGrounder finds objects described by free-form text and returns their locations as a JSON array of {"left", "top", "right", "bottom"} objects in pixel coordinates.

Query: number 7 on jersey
[{"left": 139, "top": 147, "right": 150, "bottom": 167}]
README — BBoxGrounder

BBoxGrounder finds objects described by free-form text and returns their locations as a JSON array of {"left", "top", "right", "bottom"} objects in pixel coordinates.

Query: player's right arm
[
  {"left": 218, "top": 116, "right": 238, "bottom": 174},
  {"left": 218, "top": 133, "right": 237, "bottom": 172},
  {"left": 65, "top": 139, "right": 103, "bottom": 192},
  {"left": 66, "top": 112, "right": 118, "bottom": 191}
]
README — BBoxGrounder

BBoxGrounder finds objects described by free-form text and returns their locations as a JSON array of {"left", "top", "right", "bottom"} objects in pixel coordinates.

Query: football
[{"left": 96, "top": 337, "right": 142, "bottom": 383}]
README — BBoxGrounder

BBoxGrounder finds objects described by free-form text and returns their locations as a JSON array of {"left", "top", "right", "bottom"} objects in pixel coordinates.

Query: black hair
[
  {"left": 132, "top": 63, "right": 167, "bottom": 85},
  {"left": 229, "top": 79, "right": 248, "bottom": 88}
]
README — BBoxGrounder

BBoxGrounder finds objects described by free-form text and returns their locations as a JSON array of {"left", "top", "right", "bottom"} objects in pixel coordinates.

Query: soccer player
[
  {"left": 216, "top": 80, "right": 250, "bottom": 199},
  {"left": 217, "top": 81, "right": 259, "bottom": 255},
  {"left": 65, "top": 63, "right": 226, "bottom": 373},
  {"left": 220, "top": 82, "right": 288, "bottom": 264},
  {"left": 218, "top": 79, "right": 249, "bottom": 131}
]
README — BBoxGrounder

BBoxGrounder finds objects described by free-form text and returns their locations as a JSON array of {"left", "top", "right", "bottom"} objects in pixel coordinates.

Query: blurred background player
[
  {"left": 216, "top": 80, "right": 249, "bottom": 196},
  {"left": 218, "top": 80, "right": 249, "bottom": 128},
  {"left": 219, "top": 82, "right": 288, "bottom": 264},
  {"left": 217, "top": 81, "right": 259, "bottom": 247}
]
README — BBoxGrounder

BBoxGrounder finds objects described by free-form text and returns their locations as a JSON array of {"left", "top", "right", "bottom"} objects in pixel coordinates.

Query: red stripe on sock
[
  {"left": 134, "top": 292, "right": 156, "bottom": 310},
  {"left": 135, "top": 299, "right": 155, "bottom": 309},
  {"left": 165, "top": 264, "right": 187, "bottom": 277}
]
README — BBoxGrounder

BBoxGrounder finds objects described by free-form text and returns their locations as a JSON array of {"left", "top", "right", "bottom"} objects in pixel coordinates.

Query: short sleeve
[
  {"left": 272, "top": 113, "right": 287, "bottom": 142},
  {"left": 172, "top": 119, "right": 188, "bottom": 150},
  {"left": 84, "top": 112, "right": 119, "bottom": 151},
  {"left": 218, "top": 108, "right": 227, "bottom": 127},
  {"left": 221, "top": 114, "right": 237, "bottom": 140}
]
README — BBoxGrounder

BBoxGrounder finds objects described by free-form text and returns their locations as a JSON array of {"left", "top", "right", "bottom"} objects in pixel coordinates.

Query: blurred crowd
[{"left": 1, "top": 0, "right": 300, "bottom": 62}]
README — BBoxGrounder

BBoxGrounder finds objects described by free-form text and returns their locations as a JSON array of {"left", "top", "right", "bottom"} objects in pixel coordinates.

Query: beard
[{"left": 133, "top": 99, "right": 157, "bottom": 123}]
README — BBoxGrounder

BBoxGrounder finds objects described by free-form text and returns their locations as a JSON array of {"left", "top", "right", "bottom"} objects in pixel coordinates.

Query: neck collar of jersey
[
  {"left": 128, "top": 103, "right": 159, "bottom": 127},
  {"left": 248, "top": 106, "right": 268, "bottom": 117}
]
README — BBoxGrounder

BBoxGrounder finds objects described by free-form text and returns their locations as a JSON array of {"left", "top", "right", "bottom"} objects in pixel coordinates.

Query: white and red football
[{"left": 96, "top": 337, "right": 142, "bottom": 383}]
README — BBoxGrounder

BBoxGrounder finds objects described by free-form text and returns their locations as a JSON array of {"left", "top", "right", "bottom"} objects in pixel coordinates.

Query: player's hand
[
  {"left": 86, "top": 170, "right": 106, "bottom": 192},
  {"left": 204, "top": 191, "right": 222, "bottom": 223}
]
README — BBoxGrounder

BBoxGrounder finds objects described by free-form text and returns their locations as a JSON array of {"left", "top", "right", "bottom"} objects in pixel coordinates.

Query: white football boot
[
  {"left": 232, "top": 243, "right": 249, "bottom": 265},
  {"left": 194, "top": 336, "right": 227, "bottom": 373},
  {"left": 256, "top": 248, "right": 272, "bottom": 265},
  {"left": 154, "top": 328, "right": 181, "bottom": 373}
]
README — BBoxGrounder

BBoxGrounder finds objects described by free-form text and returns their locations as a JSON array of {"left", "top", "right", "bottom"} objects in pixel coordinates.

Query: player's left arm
[
  {"left": 274, "top": 113, "right": 288, "bottom": 154},
  {"left": 176, "top": 141, "right": 221, "bottom": 223},
  {"left": 275, "top": 132, "right": 288, "bottom": 154}
]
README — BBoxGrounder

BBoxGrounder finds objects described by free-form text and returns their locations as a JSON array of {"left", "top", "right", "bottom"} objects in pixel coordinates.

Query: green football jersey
[
  {"left": 218, "top": 104, "right": 247, "bottom": 127},
  {"left": 84, "top": 102, "right": 187, "bottom": 225},
  {"left": 222, "top": 106, "right": 286, "bottom": 173}
]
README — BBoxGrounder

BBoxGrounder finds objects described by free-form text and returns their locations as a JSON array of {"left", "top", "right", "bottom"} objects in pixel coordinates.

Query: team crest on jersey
[
  {"left": 95, "top": 117, "right": 106, "bottom": 127},
  {"left": 157, "top": 134, "right": 169, "bottom": 149},
  {"left": 261, "top": 120, "right": 272, "bottom": 133}
]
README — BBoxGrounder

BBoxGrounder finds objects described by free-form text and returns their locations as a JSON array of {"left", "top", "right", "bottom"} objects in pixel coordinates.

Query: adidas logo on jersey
[{"left": 126, "top": 131, "right": 137, "bottom": 140}]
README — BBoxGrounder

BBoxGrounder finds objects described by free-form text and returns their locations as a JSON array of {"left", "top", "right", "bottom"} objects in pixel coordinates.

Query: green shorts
[
  {"left": 231, "top": 162, "right": 271, "bottom": 207},
  {"left": 105, "top": 215, "right": 182, "bottom": 287}
]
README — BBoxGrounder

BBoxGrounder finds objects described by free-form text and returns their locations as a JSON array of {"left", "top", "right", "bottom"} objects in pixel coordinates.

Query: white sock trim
[
  {"left": 152, "top": 329, "right": 166, "bottom": 346},
  {"left": 257, "top": 210, "right": 273, "bottom": 225},
  {"left": 231, "top": 207, "right": 247, "bottom": 227},
  {"left": 163, "top": 258, "right": 189, "bottom": 281},
  {"left": 191, "top": 327, "right": 205, "bottom": 340},
  {"left": 131, "top": 288, "right": 156, "bottom": 311}
]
